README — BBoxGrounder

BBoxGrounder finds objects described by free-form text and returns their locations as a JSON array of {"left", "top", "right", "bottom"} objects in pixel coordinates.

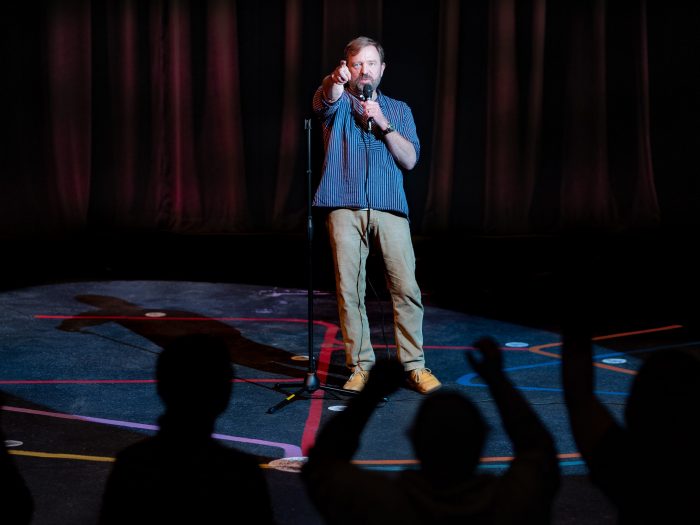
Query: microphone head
[{"left": 362, "top": 84, "right": 373, "bottom": 101}]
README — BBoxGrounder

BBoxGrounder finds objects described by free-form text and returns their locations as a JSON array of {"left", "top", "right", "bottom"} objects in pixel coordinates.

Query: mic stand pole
[{"left": 267, "top": 118, "right": 360, "bottom": 414}]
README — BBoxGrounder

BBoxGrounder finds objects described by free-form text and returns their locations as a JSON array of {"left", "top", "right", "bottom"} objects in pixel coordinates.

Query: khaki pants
[{"left": 326, "top": 208, "right": 425, "bottom": 372}]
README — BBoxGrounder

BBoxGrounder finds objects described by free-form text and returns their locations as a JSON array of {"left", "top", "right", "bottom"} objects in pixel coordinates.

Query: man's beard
[{"left": 351, "top": 75, "right": 381, "bottom": 96}]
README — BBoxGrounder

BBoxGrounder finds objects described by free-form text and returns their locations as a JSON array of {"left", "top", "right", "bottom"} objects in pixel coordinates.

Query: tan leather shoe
[
  {"left": 407, "top": 368, "right": 442, "bottom": 394},
  {"left": 343, "top": 368, "right": 369, "bottom": 391}
]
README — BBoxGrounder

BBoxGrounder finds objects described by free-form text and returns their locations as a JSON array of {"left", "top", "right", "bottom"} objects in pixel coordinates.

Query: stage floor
[
  {"left": 0, "top": 231, "right": 700, "bottom": 525},
  {"left": 2, "top": 269, "right": 698, "bottom": 523}
]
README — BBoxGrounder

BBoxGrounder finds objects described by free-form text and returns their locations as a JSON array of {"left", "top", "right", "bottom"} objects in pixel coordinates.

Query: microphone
[{"left": 362, "top": 84, "right": 374, "bottom": 131}]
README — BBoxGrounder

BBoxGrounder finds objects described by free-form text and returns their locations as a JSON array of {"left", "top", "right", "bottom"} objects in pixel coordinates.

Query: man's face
[{"left": 347, "top": 45, "right": 385, "bottom": 96}]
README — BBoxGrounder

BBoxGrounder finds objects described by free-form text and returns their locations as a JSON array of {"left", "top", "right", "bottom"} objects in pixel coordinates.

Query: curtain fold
[
  {"left": 422, "top": 0, "right": 460, "bottom": 232},
  {"left": 483, "top": 0, "right": 523, "bottom": 233},
  {"left": 148, "top": 1, "right": 200, "bottom": 230},
  {"left": 199, "top": 0, "right": 248, "bottom": 231},
  {"left": 46, "top": 1, "right": 92, "bottom": 230},
  {"left": 606, "top": 0, "right": 659, "bottom": 228},
  {"left": 558, "top": 0, "right": 615, "bottom": 229},
  {"left": 272, "top": 0, "right": 303, "bottom": 228},
  {"left": 523, "top": 0, "right": 547, "bottom": 229},
  {"left": 108, "top": 1, "right": 139, "bottom": 221}
]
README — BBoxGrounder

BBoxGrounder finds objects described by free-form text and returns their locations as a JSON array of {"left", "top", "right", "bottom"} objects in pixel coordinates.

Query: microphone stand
[{"left": 266, "top": 118, "right": 360, "bottom": 414}]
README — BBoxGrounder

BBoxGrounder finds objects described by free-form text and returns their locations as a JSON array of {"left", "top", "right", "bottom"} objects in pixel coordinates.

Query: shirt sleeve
[
  {"left": 312, "top": 86, "right": 343, "bottom": 121},
  {"left": 394, "top": 101, "right": 421, "bottom": 164}
]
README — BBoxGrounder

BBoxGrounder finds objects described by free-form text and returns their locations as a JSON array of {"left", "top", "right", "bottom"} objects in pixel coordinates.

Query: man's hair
[{"left": 344, "top": 36, "right": 385, "bottom": 63}]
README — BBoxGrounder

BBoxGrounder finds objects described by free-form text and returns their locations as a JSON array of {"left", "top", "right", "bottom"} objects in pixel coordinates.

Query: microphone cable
[{"left": 357, "top": 93, "right": 392, "bottom": 361}]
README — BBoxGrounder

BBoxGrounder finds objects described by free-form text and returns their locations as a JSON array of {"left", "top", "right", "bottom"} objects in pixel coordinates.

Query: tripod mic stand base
[{"left": 266, "top": 372, "right": 362, "bottom": 414}]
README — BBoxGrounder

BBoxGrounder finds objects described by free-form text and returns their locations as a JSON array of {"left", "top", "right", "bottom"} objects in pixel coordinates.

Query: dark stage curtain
[{"left": 2, "top": 0, "right": 694, "bottom": 239}]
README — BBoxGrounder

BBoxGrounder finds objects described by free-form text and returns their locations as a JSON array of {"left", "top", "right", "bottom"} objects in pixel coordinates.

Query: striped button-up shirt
[{"left": 311, "top": 87, "right": 420, "bottom": 217}]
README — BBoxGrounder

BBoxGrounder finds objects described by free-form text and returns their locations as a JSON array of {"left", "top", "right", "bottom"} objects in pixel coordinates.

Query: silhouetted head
[
  {"left": 625, "top": 349, "right": 700, "bottom": 446},
  {"left": 156, "top": 334, "right": 233, "bottom": 423},
  {"left": 409, "top": 390, "right": 487, "bottom": 485}
]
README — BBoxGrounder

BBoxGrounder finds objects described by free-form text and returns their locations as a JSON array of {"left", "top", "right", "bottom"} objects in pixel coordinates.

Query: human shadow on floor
[{"left": 57, "top": 294, "right": 347, "bottom": 383}]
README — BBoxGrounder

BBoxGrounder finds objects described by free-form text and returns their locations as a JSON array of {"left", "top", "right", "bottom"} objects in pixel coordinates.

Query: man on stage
[{"left": 312, "top": 36, "right": 441, "bottom": 394}]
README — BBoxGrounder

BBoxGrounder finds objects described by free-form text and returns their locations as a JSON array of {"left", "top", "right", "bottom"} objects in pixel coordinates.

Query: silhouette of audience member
[
  {"left": 99, "top": 334, "right": 276, "bottom": 524},
  {"left": 302, "top": 337, "right": 560, "bottom": 525},
  {"left": 0, "top": 395, "right": 34, "bottom": 525},
  {"left": 562, "top": 315, "right": 700, "bottom": 524}
]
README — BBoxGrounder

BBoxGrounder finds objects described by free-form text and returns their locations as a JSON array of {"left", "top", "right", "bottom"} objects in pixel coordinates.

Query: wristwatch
[{"left": 383, "top": 123, "right": 396, "bottom": 136}]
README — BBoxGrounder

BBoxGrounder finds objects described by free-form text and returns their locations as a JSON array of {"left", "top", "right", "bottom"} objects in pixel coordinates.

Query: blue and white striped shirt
[{"left": 312, "top": 87, "right": 420, "bottom": 217}]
